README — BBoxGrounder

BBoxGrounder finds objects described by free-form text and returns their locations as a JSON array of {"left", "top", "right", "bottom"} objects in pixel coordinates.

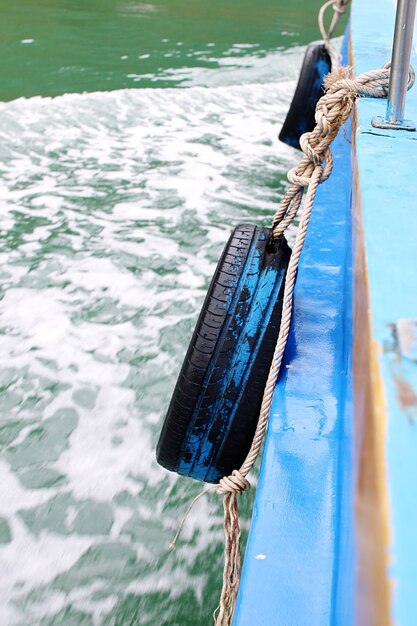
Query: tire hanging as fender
[
  {"left": 156, "top": 224, "right": 290, "bottom": 483},
  {"left": 279, "top": 43, "right": 331, "bottom": 150}
]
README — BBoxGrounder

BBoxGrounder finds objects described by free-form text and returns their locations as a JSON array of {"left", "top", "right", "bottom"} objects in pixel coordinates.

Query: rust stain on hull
[
  {"left": 352, "top": 102, "right": 392, "bottom": 626},
  {"left": 394, "top": 376, "right": 417, "bottom": 410},
  {"left": 385, "top": 322, "right": 417, "bottom": 421}
]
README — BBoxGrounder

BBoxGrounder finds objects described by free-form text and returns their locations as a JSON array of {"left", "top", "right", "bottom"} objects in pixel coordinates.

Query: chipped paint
[
  {"left": 393, "top": 375, "right": 417, "bottom": 407},
  {"left": 395, "top": 319, "right": 417, "bottom": 362}
]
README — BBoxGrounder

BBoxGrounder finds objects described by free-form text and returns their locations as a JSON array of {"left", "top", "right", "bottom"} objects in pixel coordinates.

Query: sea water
[{"left": 0, "top": 0, "right": 340, "bottom": 623}]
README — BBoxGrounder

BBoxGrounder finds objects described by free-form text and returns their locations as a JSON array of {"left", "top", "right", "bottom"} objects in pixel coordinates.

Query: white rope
[
  {"left": 213, "top": 62, "right": 409, "bottom": 626},
  {"left": 168, "top": 486, "right": 215, "bottom": 550},
  {"left": 318, "top": 0, "right": 351, "bottom": 68},
  {"left": 167, "top": 57, "right": 415, "bottom": 626}
]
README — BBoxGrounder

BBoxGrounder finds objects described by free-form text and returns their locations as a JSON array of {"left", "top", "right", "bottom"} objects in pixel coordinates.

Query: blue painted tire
[
  {"left": 156, "top": 224, "right": 290, "bottom": 483},
  {"left": 279, "top": 43, "right": 331, "bottom": 150}
]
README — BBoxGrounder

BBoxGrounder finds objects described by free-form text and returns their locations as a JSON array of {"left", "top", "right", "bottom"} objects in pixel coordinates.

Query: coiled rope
[{"left": 168, "top": 61, "right": 415, "bottom": 626}]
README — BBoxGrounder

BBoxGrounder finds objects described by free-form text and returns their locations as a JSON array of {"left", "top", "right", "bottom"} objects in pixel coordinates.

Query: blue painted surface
[
  {"left": 234, "top": 32, "right": 354, "bottom": 626},
  {"left": 351, "top": 0, "right": 417, "bottom": 623}
]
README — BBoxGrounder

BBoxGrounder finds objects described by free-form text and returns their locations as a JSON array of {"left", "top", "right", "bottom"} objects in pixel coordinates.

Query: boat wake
[{"left": 0, "top": 51, "right": 300, "bottom": 625}]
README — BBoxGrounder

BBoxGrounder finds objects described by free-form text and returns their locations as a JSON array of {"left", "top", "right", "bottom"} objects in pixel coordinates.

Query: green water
[
  {"left": 1, "top": 0, "right": 330, "bottom": 100},
  {"left": 0, "top": 1, "right": 343, "bottom": 624}
]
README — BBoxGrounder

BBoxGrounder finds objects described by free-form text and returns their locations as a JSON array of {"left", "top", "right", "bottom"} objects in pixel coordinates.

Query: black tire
[
  {"left": 279, "top": 43, "right": 331, "bottom": 150},
  {"left": 156, "top": 224, "right": 290, "bottom": 483}
]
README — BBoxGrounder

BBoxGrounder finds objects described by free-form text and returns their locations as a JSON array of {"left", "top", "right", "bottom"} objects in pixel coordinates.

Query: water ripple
[{"left": 0, "top": 72, "right": 298, "bottom": 624}]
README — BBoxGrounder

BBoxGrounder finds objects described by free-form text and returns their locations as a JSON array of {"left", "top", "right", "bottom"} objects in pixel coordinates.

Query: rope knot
[
  {"left": 287, "top": 169, "right": 312, "bottom": 187},
  {"left": 299, "top": 133, "right": 323, "bottom": 165},
  {"left": 217, "top": 470, "right": 251, "bottom": 496}
]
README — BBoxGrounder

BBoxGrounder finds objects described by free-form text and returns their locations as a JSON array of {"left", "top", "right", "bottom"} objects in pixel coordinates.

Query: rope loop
[
  {"left": 318, "top": 0, "right": 351, "bottom": 65},
  {"left": 217, "top": 470, "right": 251, "bottom": 496},
  {"left": 382, "top": 61, "right": 415, "bottom": 91},
  {"left": 287, "top": 169, "right": 312, "bottom": 188}
]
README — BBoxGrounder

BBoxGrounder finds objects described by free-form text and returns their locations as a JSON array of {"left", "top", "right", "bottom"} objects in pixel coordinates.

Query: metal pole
[
  {"left": 372, "top": 0, "right": 417, "bottom": 130},
  {"left": 387, "top": 0, "right": 417, "bottom": 122}
]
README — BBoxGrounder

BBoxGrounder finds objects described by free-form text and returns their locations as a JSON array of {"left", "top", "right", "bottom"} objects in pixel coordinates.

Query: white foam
[{"left": 0, "top": 54, "right": 299, "bottom": 622}]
